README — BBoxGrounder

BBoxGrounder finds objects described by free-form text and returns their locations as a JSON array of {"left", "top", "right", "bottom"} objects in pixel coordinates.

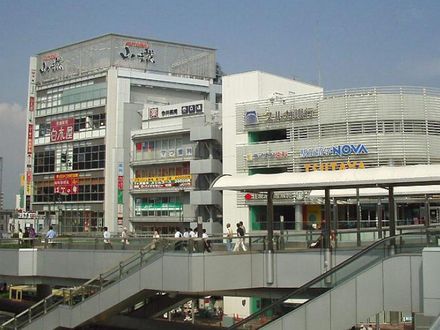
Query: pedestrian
[
  {"left": 121, "top": 227, "right": 129, "bottom": 249},
  {"left": 103, "top": 227, "right": 113, "bottom": 249},
  {"left": 18, "top": 229, "right": 24, "bottom": 246},
  {"left": 23, "top": 227, "right": 30, "bottom": 248},
  {"left": 174, "top": 227, "right": 183, "bottom": 250},
  {"left": 45, "top": 226, "right": 57, "bottom": 247},
  {"left": 233, "top": 223, "right": 247, "bottom": 252},
  {"left": 152, "top": 228, "right": 160, "bottom": 249},
  {"left": 183, "top": 228, "right": 190, "bottom": 250},
  {"left": 225, "top": 223, "right": 233, "bottom": 251},
  {"left": 239, "top": 221, "right": 246, "bottom": 236},
  {"left": 188, "top": 227, "right": 197, "bottom": 252},
  {"left": 28, "top": 224, "right": 36, "bottom": 248},
  {"left": 189, "top": 228, "right": 197, "bottom": 238},
  {"left": 202, "top": 229, "right": 212, "bottom": 252}
]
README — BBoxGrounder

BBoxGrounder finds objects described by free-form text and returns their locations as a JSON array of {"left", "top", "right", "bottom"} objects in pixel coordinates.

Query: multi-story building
[
  {"left": 223, "top": 72, "right": 440, "bottom": 236},
  {"left": 24, "top": 34, "right": 220, "bottom": 233},
  {"left": 0, "top": 156, "right": 3, "bottom": 210},
  {"left": 129, "top": 100, "right": 222, "bottom": 234}
]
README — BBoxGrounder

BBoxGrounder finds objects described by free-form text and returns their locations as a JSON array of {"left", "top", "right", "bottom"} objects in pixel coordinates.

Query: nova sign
[{"left": 300, "top": 144, "right": 368, "bottom": 158}]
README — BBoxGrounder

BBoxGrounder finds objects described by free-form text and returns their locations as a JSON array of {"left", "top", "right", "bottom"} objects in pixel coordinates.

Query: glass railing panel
[{"left": 229, "top": 232, "right": 433, "bottom": 329}]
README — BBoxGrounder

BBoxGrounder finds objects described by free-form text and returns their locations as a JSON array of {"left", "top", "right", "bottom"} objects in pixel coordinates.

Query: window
[
  {"left": 91, "top": 113, "right": 106, "bottom": 128},
  {"left": 73, "top": 144, "right": 105, "bottom": 170},
  {"left": 74, "top": 118, "right": 87, "bottom": 131},
  {"left": 34, "top": 150, "right": 55, "bottom": 173}
]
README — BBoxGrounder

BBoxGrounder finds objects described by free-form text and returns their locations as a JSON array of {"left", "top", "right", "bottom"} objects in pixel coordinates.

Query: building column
[
  {"left": 295, "top": 204, "right": 303, "bottom": 231},
  {"left": 267, "top": 190, "right": 274, "bottom": 252},
  {"left": 389, "top": 186, "right": 396, "bottom": 237}
]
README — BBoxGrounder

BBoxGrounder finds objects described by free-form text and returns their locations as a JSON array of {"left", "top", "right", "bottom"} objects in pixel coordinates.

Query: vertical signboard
[
  {"left": 117, "top": 163, "right": 124, "bottom": 225},
  {"left": 24, "top": 57, "right": 37, "bottom": 211}
]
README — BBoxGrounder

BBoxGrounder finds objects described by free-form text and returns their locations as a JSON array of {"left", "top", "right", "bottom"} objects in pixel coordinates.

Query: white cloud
[{"left": 0, "top": 102, "right": 26, "bottom": 208}]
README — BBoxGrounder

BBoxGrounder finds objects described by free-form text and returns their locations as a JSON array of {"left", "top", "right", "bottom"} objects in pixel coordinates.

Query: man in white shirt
[
  {"left": 103, "top": 227, "right": 112, "bottom": 249},
  {"left": 225, "top": 223, "right": 233, "bottom": 251},
  {"left": 174, "top": 227, "right": 183, "bottom": 250}
]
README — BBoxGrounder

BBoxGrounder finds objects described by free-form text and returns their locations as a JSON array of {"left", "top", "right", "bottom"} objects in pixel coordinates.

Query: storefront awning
[{"left": 211, "top": 165, "right": 440, "bottom": 192}]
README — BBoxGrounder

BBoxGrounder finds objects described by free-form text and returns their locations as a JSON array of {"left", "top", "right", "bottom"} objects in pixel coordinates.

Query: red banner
[
  {"left": 118, "top": 176, "right": 124, "bottom": 190},
  {"left": 29, "top": 97, "right": 35, "bottom": 112},
  {"left": 54, "top": 173, "right": 79, "bottom": 195},
  {"left": 50, "top": 118, "right": 74, "bottom": 142},
  {"left": 27, "top": 124, "right": 33, "bottom": 155}
]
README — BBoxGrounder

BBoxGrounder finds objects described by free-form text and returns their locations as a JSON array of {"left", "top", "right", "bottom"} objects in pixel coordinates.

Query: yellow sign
[
  {"left": 304, "top": 161, "right": 365, "bottom": 172},
  {"left": 26, "top": 184, "right": 32, "bottom": 195},
  {"left": 133, "top": 174, "right": 192, "bottom": 189}
]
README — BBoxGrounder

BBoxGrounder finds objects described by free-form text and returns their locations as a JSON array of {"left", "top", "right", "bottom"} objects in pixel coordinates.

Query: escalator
[
  {"left": 229, "top": 231, "right": 438, "bottom": 329},
  {"left": 0, "top": 241, "right": 163, "bottom": 330}
]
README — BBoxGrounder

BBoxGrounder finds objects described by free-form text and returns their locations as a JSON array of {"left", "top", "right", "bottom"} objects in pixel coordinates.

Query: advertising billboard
[
  {"left": 54, "top": 173, "right": 79, "bottom": 194},
  {"left": 50, "top": 118, "right": 74, "bottom": 142}
]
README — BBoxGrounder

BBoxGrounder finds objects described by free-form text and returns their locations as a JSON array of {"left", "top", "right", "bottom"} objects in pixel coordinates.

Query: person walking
[
  {"left": 174, "top": 227, "right": 183, "bottom": 251},
  {"left": 23, "top": 227, "right": 30, "bottom": 248},
  {"left": 18, "top": 229, "right": 24, "bottom": 246},
  {"left": 28, "top": 224, "right": 36, "bottom": 248},
  {"left": 202, "top": 229, "right": 212, "bottom": 252},
  {"left": 152, "top": 228, "right": 160, "bottom": 249},
  {"left": 233, "top": 222, "right": 247, "bottom": 252},
  {"left": 45, "top": 226, "right": 57, "bottom": 248},
  {"left": 103, "top": 227, "right": 113, "bottom": 249},
  {"left": 121, "top": 227, "right": 129, "bottom": 249},
  {"left": 225, "top": 223, "right": 233, "bottom": 251}
]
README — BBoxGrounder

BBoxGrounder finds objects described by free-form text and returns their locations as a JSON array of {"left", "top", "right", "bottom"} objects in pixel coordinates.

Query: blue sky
[{"left": 0, "top": 0, "right": 439, "bottom": 207}]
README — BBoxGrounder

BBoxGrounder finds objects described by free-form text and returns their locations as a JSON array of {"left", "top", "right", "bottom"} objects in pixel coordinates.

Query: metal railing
[
  {"left": 0, "top": 234, "right": 268, "bottom": 329},
  {"left": 1, "top": 223, "right": 437, "bottom": 252},
  {"left": 228, "top": 228, "right": 440, "bottom": 329},
  {"left": 0, "top": 240, "right": 161, "bottom": 329}
]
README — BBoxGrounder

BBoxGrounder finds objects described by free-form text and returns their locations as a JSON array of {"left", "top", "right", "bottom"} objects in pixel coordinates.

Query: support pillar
[
  {"left": 332, "top": 198, "right": 338, "bottom": 234},
  {"left": 377, "top": 199, "right": 383, "bottom": 239},
  {"left": 266, "top": 190, "right": 274, "bottom": 285},
  {"left": 295, "top": 204, "right": 303, "bottom": 230},
  {"left": 267, "top": 190, "right": 274, "bottom": 252},
  {"left": 356, "top": 188, "right": 361, "bottom": 247},
  {"left": 425, "top": 195, "right": 431, "bottom": 227},
  {"left": 389, "top": 186, "right": 396, "bottom": 237},
  {"left": 324, "top": 188, "right": 331, "bottom": 273}
]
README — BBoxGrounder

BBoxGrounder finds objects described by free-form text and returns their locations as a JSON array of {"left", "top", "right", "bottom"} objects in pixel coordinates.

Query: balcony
[
  {"left": 190, "top": 190, "right": 222, "bottom": 206},
  {"left": 190, "top": 159, "right": 222, "bottom": 175},
  {"left": 190, "top": 126, "right": 221, "bottom": 143}
]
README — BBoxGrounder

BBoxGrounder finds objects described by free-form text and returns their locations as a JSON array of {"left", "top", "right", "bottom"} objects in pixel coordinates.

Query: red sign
[
  {"left": 29, "top": 97, "right": 35, "bottom": 112},
  {"left": 118, "top": 176, "right": 124, "bottom": 190},
  {"left": 26, "top": 169, "right": 32, "bottom": 183},
  {"left": 50, "top": 118, "right": 74, "bottom": 142},
  {"left": 54, "top": 173, "right": 79, "bottom": 195},
  {"left": 125, "top": 41, "right": 148, "bottom": 48},
  {"left": 42, "top": 53, "right": 60, "bottom": 61},
  {"left": 27, "top": 124, "right": 33, "bottom": 155}
]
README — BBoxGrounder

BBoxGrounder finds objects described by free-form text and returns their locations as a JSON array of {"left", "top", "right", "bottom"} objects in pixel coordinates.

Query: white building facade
[
  {"left": 24, "top": 34, "right": 220, "bottom": 233},
  {"left": 130, "top": 99, "right": 222, "bottom": 234}
]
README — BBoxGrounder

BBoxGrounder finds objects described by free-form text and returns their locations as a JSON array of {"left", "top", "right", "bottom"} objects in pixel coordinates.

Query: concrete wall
[
  {"left": 265, "top": 255, "right": 422, "bottom": 330},
  {"left": 423, "top": 247, "right": 440, "bottom": 316},
  {"left": 0, "top": 248, "right": 133, "bottom": 280},
  {"left": 0, "top": 248, "right": 354, "bottom": 288}
]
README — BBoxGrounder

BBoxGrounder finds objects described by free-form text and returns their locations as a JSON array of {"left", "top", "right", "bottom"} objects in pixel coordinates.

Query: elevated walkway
[{"left": 2, "top": 231, "right": 439, "bottom": 329}]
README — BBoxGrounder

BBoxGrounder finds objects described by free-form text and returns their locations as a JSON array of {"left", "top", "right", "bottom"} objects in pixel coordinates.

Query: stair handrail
[
  {"left": 0, "top": 240, "right": 159, "bottom": 329},
  {"left": 229, "top": 230, "right": 439, "bottom": 329}
]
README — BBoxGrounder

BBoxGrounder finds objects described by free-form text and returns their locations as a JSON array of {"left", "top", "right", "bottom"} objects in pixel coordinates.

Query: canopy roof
[
  {"left": 310, "top": 185, "right": 440, "bottom": 198},
  {"left": 211, "top": 165, "right": 440, "bottom": 192}
]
